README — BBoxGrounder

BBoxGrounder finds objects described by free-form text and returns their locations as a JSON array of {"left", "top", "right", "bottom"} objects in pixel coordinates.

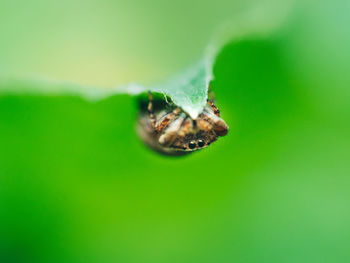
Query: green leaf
[{"left": 0, "top": 2, "right": 291, "bottom": 119}]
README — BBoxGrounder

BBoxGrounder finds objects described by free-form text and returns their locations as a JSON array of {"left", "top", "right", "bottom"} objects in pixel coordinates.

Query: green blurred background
[{"left": 1, "top": 0, "right": 350, "bottom": 263}]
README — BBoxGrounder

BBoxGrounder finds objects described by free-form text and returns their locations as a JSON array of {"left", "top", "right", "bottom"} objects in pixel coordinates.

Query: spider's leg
[
  {"left": 207, "top": 82, "right": 221, "bottom": 117},
  {"left": 148, "top": 91, "right": 157, "bottom": 129},
  {"left": 202, "top": 109, "right": 228, "bottom": 137},
  {"left": 207, "top": 100, "right": 221, "bottom": 117},
  {"left": 158, "top": 110, "right": 185, "bottom": 146},
  {"left": 155, "top": 107, "right": 181, "bottom": 133}
]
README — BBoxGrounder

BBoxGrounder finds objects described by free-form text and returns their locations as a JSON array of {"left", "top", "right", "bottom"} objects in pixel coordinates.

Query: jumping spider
[{"left": 137, "top": 89, "right": 229, "bottom": 156}]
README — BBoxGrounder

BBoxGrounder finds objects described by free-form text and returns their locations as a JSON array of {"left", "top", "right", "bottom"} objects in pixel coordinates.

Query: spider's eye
[
  {"left": 188, "top": 141, "right": 196, "bottom": 149},
  {"left": 198, "top": 140, "right": 205, "bottom": 147}
]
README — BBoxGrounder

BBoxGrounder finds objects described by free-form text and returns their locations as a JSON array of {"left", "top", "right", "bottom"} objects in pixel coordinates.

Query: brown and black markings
[{"left": 137, "top": 88, "right": 229, "bottom": 156}]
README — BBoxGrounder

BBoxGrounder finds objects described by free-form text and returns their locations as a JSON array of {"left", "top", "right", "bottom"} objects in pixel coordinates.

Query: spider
[{"left": 137, "top": 88, "right": 229, "bottom": 155}]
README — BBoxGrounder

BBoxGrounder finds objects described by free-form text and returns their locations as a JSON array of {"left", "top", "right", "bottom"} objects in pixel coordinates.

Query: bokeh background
[{"left": 1, "top": 0, "right": 350, "bottom": 263}]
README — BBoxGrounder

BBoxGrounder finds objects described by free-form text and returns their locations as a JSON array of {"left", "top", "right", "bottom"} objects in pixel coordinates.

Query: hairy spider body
[{"left": 137, "top": 92, "right": 229, "bottom": 156}]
